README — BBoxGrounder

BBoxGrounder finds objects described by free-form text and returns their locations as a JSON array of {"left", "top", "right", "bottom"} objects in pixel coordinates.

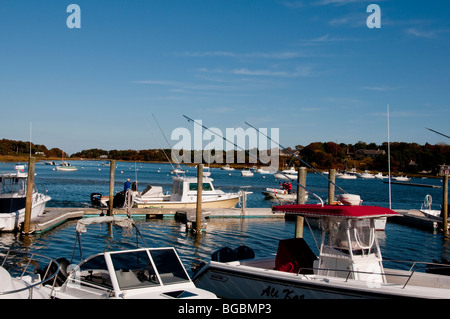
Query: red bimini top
[{"left": 273, "top": 204, "right": 398, "bottom": 219}]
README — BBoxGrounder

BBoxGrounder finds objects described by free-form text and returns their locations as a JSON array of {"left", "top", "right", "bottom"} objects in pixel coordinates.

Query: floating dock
[
  {"left": 30, "top": 206, "right": 280, "bottom": 234},
  {"left": 391, "top": 209, "right": 444, "bottom": 231},
  {"left": 29, "top": 206, "right": 445, "bottom": 234}
]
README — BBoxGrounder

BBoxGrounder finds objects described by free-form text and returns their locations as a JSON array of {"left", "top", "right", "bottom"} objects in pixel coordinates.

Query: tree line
[{"left": 1, "top": 138, "right": 449, "bottom": 174}]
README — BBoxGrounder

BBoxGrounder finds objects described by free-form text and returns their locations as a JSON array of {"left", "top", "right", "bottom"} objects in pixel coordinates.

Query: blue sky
[{"left": 1, "top": 0, "right": 449, "bottom": 155}]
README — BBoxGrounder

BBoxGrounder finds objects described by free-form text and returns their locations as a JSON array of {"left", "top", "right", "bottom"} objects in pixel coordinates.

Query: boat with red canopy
[{"left": 193, "top": 204, "right": 450, "bottom": 299}]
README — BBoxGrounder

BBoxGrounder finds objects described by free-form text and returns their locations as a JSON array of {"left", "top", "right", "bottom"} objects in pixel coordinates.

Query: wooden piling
[
  {"left": 23, "top": 157, "right": 35, "bottom": 234},
  {"left": 297, "top": 167, "right": 307, "bottom": 205},
  {"left": 443, "top": 175, "right": 448, "bottom": 236},
  {"left": 295, "top": 167, "right": 307, "bottom": 238},
  {"left": 108, "top": 160, "right": 115, "bottom": 216},
  {"left": 328, "top": 168, "right": 336, "bottom": 205},
  {"left": 196, "top": 164, "right": 203, "bottom": 233}
]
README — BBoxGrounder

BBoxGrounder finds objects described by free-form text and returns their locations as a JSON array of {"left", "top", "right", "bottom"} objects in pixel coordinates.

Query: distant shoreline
[{"left": 0, "top": 155, "right": 443, "bottom": 180}]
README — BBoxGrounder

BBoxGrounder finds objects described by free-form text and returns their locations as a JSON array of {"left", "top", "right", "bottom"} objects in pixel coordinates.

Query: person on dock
[
  {"left": 287, "top": 182, "right": 293, "bottom": 194},
  {"left": 124, "top": 178, "right": 131, "bottom": 192}
]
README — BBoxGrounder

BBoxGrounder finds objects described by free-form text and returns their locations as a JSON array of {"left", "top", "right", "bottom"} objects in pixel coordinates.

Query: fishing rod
[
  {"left": 425, "top": 127, "right": 450, "bottom": 139},
  {"left": 183, "top": 115, "right": 324, "bottom": 206},
  {"left": 244, "top": 121, "right": 347, "bottom": 194},
  {"left": 142, "top": 115, "right": 180, "bottom": 176}
]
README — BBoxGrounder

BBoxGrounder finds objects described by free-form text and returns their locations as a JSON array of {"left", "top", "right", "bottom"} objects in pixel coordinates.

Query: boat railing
[
  {"left": 296, "top": 260, "right": 450, "bottom": 289},
  {"left": 0, "top": 249, "right": 61, "bottom": 298}
]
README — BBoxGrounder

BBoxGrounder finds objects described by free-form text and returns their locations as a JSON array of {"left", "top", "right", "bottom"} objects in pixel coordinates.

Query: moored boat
[
  {"left": 41, "top": 216, "right": 217, "bottom": 299},
  {"left": 193, "top": 204, "right": 450, "bottom": 299},
  {"left": 0, "top": 164, "right": 51, "bottom": 231},
  {"left": 92, "top": 176, "right": 250, "bottom": 210},
  {"left": 0, "top": 249, "right": 61, "bottom": 299}
]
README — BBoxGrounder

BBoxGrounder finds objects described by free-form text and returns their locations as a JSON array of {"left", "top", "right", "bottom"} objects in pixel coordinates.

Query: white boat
[
  {"left": 203, "top": 166, "right": 211, "bottom": 177},
  {"left": 419, "top": 194, "right": 441, "bottom": 218},
  {"left": 337, "top": 173, "right": 357, "bottom": 180},
  {"left": 193, "top": 204, "right": 450, "bottom": 299},
  {"left": 220, "top": 164, "right": 235, "bottom": 171},
  {"left": 255, "top": 168, "right": 272, "bottom": 174},
  {"left": 359, "top": 171, "right": 375, "bottom": 179},
  {"left": 0, "top": 164, "right": 51, "bottom": 231},
  {"left": 241, "top": 169, "right": 254, "bottom": 177},
  {"left": 41, "top": 216, "right": 217, "bottom": 299},
  {"left": 0, "top": 249, "right": 61, "bottom": 299},
  {"left": 274, "top": 173, "right": 297, "bottom": 180},
  {"left": 171, "top": 164, "right": 185, "bottom": 175},
  {"left": 55, "top": 162, "right": 78, "bottom": 171},
  {"left": 281, "top": 167, "right": 297, "bottom": 174},
  {"left": 374, "top": 172, "right": 388, "bottom": 179},
  {"left": 262, "top": 188, "right": 308, "bottom": 202},
  {"left": 392, "top": 176, "right": 411, "bottom": 182},
  {"left": 132, "top": 176, "right": 249, "bottom": 209}
]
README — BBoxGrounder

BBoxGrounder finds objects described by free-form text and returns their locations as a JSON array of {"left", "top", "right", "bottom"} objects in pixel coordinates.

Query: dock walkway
[
  {"left": 30, "top": 206, "right": 279, "bottom": 234},
  {"left": 29, "top": 206, "right": 445, "bottom": 234}
]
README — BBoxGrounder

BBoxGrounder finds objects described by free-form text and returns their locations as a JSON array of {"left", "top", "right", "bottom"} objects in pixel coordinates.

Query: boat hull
[
  {"left": 133, "top": 196, "right": 240, "bottom": 209},
  {"left": 0, "top": 195, "right": 51, "bottom": 232},
  {"left": 193, "top": 260, "right": 450, "bottom": 299}
]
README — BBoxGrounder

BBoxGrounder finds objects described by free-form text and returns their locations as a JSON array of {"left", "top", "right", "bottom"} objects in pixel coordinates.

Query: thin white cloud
[
  {"left": 232, "top": 66, "right": 313, "bottom": 77},
  {"left": 182, "top": 51, "right": 311, "bottom": 59},
  {"left": 361, "top": 86, "right": 393, "bottom": 92},
  {"left": 405, "top": 27, "right": 437, "bottom": 39}
]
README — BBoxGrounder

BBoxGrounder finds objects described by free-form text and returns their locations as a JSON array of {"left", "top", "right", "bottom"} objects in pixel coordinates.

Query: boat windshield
[
  {"left": 321, "top": 218, "right": 377, "bottom": 255},
  {"left": 149, "top": 248, "right": 190, "bottom": 284},
  {"left": 110, "top": 250, "right": 161, "bottom": 290}
]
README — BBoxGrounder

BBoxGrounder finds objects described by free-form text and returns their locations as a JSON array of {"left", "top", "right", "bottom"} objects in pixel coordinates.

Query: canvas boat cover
[{"left": 273, "top": 204, "right": 398, "bottom": 219}]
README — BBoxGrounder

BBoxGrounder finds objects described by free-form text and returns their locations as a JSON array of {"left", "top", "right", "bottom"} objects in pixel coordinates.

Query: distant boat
[
  {"left": 337, "top": 173, "right": 357, "bottom": 180},
  {"left": 281, "top": 167, "right": 297, "bottom": 174},
  {"left": 171, "top": 164, "right": 185, "bottom": 175},
  {"left": 274, "top": 173, "right": 297, "bottom": 180},
  {"left": 262, "top": 187, "right": 308, "bottom": 202},
  {"left": 255, "top": 168, "right": 272, "bottom": 174},
  {"left": 374, "top": 172, "right": 388, "bottom": 179},
  {"left": 56, "top": 162, "right": 78, "bottom": 171},
  {"left": 392, "top": 176, "right": 411, "bottom": 182},
  {"left": 241, "top": 169, "right": 254, "bottom": 177},
  {"left": 203, "top": 166, "right": 211, "bottom": 177},
  {"left": 221, "top": 164, "right": 235, "bottom": 171},
  {"left": 359, "top": 171, "right": 375, "bottom": 179}
]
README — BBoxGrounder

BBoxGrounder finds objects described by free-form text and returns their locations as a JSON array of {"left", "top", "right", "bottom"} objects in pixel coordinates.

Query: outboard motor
[{"left": 90, "top": 193, "right": 102, "bottom": 207}]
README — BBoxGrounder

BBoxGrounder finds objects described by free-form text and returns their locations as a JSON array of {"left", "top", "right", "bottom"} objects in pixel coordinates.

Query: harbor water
[{"left": 0, "top": 160, "right": 449, "bottom": 276}]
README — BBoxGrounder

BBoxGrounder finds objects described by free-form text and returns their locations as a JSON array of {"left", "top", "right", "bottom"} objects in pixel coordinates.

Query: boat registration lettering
[{"left": 261, "top": 285, "right": 304, "bottom": 299}]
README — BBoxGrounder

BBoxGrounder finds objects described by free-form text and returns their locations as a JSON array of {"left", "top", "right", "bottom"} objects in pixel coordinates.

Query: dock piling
[
  {"left": 108, "top": 160, "right": 115, "bottom": 216},
  {"left": 443, "top": 175, "right": 448, "bottom": 236},
  {"left": 23, "top": 157, "right": 35, "bottom": 234},
  {"left": 328, "top": 168, "right": 336, "bottom": 205},
  {"left": 196, "top": 164, "right": 203, "bottom": 233},
  {"left": 295, "top": 167, "right": 307, "bottom": 238}
]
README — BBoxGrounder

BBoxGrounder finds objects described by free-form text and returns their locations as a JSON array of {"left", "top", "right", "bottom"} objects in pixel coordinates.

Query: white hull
[
  {"left": 194, "top": 258, "right": 450, "bottom": 299},
  {"left": 274, "top": 173, "right": 297, "bottom": 180},
  {"left": 262, "top": 188, "right": 308, "bottom": 202},
  {"left": 56, "top": 166, "right": 77, "bottom": 171},
  {"left": 133, "top": 195, "right": 240, "bottom": 209},
  {"left": 0, "top": 195, "right": 51, "bottom": 232}
]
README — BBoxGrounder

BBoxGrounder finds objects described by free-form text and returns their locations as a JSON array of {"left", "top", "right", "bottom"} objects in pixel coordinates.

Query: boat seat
[
  {"left": 115, "top": 269, "right": 141, "bottom": 289},
  {"left": 275, "top": 238, "right": 317, "bottom": 274}
]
